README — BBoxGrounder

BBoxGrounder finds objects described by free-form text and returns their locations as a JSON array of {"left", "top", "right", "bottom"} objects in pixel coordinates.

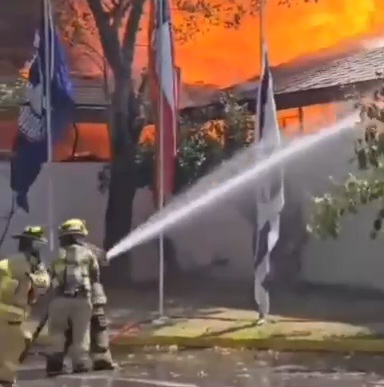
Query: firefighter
[
  {"left": 64, "top": 241, "right": 115, "bottom": 370},
  {"left": 46, "top": 219, "right": 99, "bottom": 376},
  {"left": 0, "top": 226, "right": 50, "bottom": 387}
]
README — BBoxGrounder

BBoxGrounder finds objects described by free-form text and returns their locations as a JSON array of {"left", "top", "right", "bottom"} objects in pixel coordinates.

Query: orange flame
[
  {"left": 72, "top": 0, "right": 384, "bottom": 86},
  {"left": 8, "top": 1, "right": 382, "bottom": 159},
  {"left": 172, "top": 0, "right": 384, "bottom": 86}
]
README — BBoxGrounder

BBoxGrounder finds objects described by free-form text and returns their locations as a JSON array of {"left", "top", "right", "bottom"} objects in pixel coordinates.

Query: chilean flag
[{"left": 148, "top": 0, "right": 179, "bottom": 207}]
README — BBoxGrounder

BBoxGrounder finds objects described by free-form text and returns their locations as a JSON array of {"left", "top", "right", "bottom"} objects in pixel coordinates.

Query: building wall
[
  {"left": 300, "top": 109, "right": 384, "bottom": 292},
  {"left": 0, "top": 118, "right": 383, "bottom": 292},
  {"left": 1, "top": 103, "right": 382, "bottom": 290}
]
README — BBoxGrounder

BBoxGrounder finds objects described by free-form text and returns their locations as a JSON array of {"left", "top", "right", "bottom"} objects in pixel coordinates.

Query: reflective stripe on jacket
[
  {"left": 0, "top": 301, "right": 25, "bottom": 322},
  {"left": 0, "top": 254, "right": 50, "bottom": 320}
]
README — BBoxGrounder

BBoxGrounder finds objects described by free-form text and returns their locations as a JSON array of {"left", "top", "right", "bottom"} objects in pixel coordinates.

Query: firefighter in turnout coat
[
  {"left": 0, "top": 226, "right": 50, "bottom": 387},
  {"left": 46, "top": 219, "right": 100, "bottom": 376},
  {"left": 64, "top": 242, "right": 115, "bottom": 371}
]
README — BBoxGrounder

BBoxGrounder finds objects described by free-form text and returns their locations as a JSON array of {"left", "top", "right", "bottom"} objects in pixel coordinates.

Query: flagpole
[
  {"left": 256, "top": 0, "right": 265, "bottom": 135},
  {"left": 259, "top": 0, "right": 265, "bottom": 80},
  {"left": 157, "top": 0, "right": 166, "bottom": 320},
  {"left": 43, "top": 0, "right": 55, "bottom": 255},
  {"left": 253, "top": 0, "right": 266, "bottom": 321}
]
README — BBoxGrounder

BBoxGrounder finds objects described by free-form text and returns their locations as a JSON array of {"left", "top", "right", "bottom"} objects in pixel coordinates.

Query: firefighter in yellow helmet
[
  {"left": 0, "top": 226, "right": 50, "bottom": 387},
  {"left": 46, "top": 219, "right": 100, "bottom": 376}
]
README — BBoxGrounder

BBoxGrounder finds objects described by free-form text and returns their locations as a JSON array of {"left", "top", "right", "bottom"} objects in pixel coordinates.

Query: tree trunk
[
  {"left": 102, "top": 149, "right": 136, "bottom": 284},
  {"left": 164, "top": 235, "right": 181, "bottom": 280},
  {"left": 102, "top": 81, "right": 138, "bottom": 285}
]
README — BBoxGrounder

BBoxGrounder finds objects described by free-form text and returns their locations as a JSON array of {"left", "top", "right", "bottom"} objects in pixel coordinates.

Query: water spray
[{"left": 107, "top": 113, "right": 359, "bottom": 260}]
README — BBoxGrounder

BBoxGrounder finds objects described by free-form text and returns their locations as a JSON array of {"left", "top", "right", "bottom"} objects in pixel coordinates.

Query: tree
[
  {"left": 136, "top": 92, "right": 254, "bottom": 191},
  {"left": 308, "top": 89, "right": 384, "bottom": 240},
  {"left": 55, "top": 0, "right": 319, "bottom": 281}
]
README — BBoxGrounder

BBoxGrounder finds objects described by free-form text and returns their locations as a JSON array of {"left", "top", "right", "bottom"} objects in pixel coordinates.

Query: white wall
[
  {"left": 0, "top": 163, "right": 160, "bottom": 282},
  {"left": 299, "top": 115, "right": 384, "bottom": 292},
  {"left": 0, "top": 162, "right": 256, "bottom": 283}
]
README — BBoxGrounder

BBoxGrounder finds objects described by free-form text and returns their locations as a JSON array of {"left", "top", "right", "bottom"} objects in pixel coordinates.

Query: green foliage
[
  {"left": 174, "top": 93, "right": 253, "bottom": 190},
  {"left": 102, "top": 92, "right": 254, "bottom": 193},
  {"left": 308, "top": 93, "right": 384, "bottom": 240},
  {"left": 0, "top": 79, "right": 26, "bottom": 106}
]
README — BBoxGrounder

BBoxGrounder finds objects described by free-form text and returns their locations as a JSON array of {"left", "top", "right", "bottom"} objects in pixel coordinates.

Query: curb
[
  {"left": 110, "top": 336, "right": 384, "bottom": 353},
  {"left": 34, "top": 329, "right": 384, "bottom": 353}
]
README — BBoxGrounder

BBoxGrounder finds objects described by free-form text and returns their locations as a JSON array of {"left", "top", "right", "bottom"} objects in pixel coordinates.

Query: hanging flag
[
  {"left": 253, "top": 42, "right": 285, "bottom": 321},
  {"left": 10, "top": 2, "right": 74, "bottom": 212},
  {"left": 148, "top": 0, "right": 178, "bottom": 207}
]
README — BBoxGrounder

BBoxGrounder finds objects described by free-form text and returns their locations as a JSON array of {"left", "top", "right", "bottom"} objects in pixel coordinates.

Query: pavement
[
  {"left": 17, "top": 350, "right": 384, "bottom": 386},
  {"left": 27, "top": 280, "right": 384, "bottom": 353}
]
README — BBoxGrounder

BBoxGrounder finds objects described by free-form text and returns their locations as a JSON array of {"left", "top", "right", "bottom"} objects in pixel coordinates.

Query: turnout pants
[
  {"left": 0, "top": 320, "right": 29, "bottom": 386},
  {"left": 90, "top": 306, "right": 114, "bottom": 367},
  {"left": 64, "top": 305, "right": 115, "bottom": 370},
  {"left": 48, "top": 296, "right": 92, "bottom": 369}
]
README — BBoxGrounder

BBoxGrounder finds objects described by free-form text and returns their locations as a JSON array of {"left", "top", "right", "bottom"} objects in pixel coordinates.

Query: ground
[
  {"left": 18, "top": 350, "right": 384, "bottom": 386},
  {"left": 29, "top": 278, "right": 384, "bottom": 352}
]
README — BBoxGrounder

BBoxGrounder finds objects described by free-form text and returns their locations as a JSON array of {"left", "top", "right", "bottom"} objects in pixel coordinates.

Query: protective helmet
[
  {"left": 12, "top": 226, "right": 47, "bottom": 244},
  {"left": 58, "top": 218, "right": 88, "bottom": 237}
]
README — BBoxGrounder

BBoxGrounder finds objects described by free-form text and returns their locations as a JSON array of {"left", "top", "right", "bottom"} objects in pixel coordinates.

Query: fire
[
  {"left": 173, "top": 0, "right": 384, "bottom": 86},
  {"left": 72, "top": 0, "right": 384, "bottom": 87},
  {"left": 6, "top": 1, "right": 383, "bottom": 159}
]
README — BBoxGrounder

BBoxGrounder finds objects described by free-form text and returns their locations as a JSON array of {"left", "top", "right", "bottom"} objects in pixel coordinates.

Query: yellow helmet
[
  {"left": 58, "top": 219, "right": 88, "bottom": 237},
  {"left": 12, "top": 225, "right": 47, "bottom": 243}
]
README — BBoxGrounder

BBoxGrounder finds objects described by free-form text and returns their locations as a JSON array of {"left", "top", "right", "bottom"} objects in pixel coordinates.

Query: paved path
[{"left": 18, "top": 350, "right": 384, "bottom": 387}]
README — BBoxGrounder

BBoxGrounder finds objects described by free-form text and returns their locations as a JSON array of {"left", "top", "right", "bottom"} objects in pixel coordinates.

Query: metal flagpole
[
  {"left": 256, "top": 0, "right": 266, "bottom": 141},
  {"left": 259, "top": 0, "right": 265, "bottom": 73},
  {"left": 43, "top": 0, "right": 55, "bottom": 256},
  {"left": 157, "top": 0, "right": 166, "bottom": 320},
  {"left": 253, "top": 0, "right": 266, "bottom": 322}
]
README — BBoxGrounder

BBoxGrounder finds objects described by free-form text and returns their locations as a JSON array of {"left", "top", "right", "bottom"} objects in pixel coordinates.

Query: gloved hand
[
  {"left": 25, "top": 269, "right": 50, "bottom": 294},
  {"left": 25, "top": 273, "right": 37, "bottom": 304}
]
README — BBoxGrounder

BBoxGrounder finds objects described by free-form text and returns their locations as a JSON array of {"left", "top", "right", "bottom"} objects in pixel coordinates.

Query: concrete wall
[
  {"left": 0, "top": 162, "right": 160, "bottom": 282},
  {"left": 0, "top": 119, "right": 383, "bottom": 291},
  {"left": 299, "top": 116, "right": 384, "bottom": 292},
  {"left": 0, "top": 161, "right": 258, "bottom": 283}
]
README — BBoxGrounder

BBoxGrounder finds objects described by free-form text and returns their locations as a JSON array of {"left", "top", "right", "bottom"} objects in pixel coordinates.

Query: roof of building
[
  {"left": 74, "top": 45, "right": 384, "bottom": 109},
  {"left": 228, "top": 45, "right": 384, "bottom": 101},
  {"left": 1, "top": 45, "right": 384, "bottom": 111}
]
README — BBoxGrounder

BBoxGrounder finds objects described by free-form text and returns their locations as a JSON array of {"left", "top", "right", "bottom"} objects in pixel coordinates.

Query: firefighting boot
[
  {"left": 0, "top": 380, "right": 15, "bottom": 387},
  {"left": 72, "top": 357, "right": 91, "bottom": 374},
  {"left": 93, "top": 358, "right": 117, "bottom": 371},
  {"left": 46, "top": 352, "right": 65, "bottom": 377}
]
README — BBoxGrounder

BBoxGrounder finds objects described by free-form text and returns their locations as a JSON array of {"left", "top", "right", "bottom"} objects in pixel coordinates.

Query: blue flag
[{"left": 10, "top": 5, "right": 74, "bottom": 212}]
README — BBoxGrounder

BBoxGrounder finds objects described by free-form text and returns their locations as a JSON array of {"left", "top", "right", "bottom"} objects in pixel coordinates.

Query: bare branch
[
  {"left": 86, "top": 0, "right": 122, "bottom": 73},
  {"left": 109, "top": 0, "right": 132, "bottom": 29},
  {"left": 121, "top": 0, "right": 145, "bottom": 74}
]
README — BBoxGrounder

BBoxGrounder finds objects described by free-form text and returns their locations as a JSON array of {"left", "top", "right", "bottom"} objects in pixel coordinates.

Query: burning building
[
  {"left": 1, "top": 0, "right": 384, "bottom": 159},
  {"left": 0, "top": 0, "right": 384, "bottom": 289}
]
